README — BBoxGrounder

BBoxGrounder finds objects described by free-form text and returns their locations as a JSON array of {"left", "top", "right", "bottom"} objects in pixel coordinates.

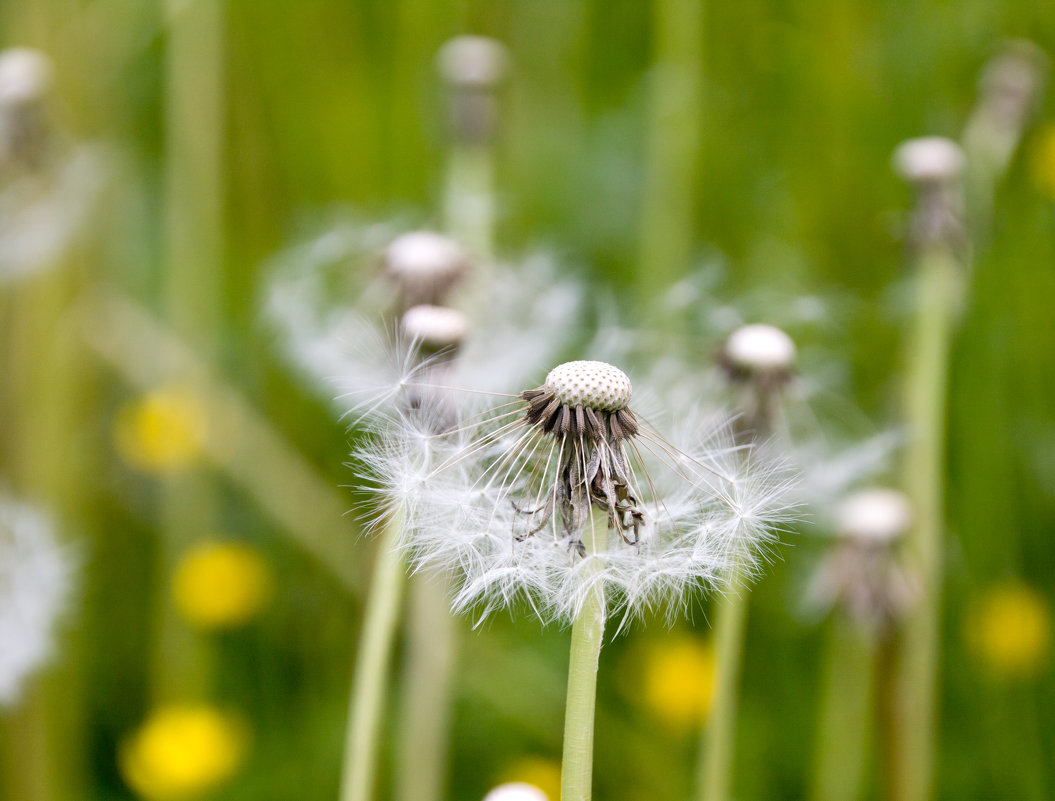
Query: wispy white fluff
[
  {"left": 355, "top": 380, "right": 798, "bottom": 628},
  {"left": 0, "top": 496, "right": 74, "bottom": 704}
]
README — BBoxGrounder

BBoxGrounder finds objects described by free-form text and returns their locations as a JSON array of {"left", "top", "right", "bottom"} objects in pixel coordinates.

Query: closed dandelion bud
[
  {"left": 893, "top": 136, "right": 966, "bottom": 249},
  {"left": 719, "top": 323, "right": 796, "bottom": 441},
  {"left": 807, "top": 488, "right": 917, "bottom": 632},
  {"left": 0, "top": 47, "right": 53, "bottom": 172},
  {"left": 437, "top": 36, "right": 509, "bottom": 145},
  {"left": 382, "top": 230, "right": 471, "bottom": 310}
]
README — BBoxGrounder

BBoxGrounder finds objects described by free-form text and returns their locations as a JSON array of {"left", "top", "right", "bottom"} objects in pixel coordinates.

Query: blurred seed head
[
  {"left": 437, "top": 36, "right": 509, "bottom": 145},
  {"left": 834, "top": 487, "right": 912, "bottom": 546},
  {"left": 0, "top": 48, "right": 52, "bottom": 107},
  {"left": 496, "top": 757, "right": 561, "bottom": 801},
  {"left": 0, "top": 47, "right": 54, "bottom": 173},
  {"left": 719, "top": 323, "right": 796, "bottom": 442},
  {"left": 722, "top": 323, "right": 796, "bottom": 376},
  {"left": 382, "top": 230, "right": 471, "bottom": 310},
  {"left": 401, "top": 303, "right": 471, "bottom": 352},
  {"left": 0, "top": 497, "right": 73, "bottom": 705},
  {"left": 893, "top": 137, "right": 966, "bottom": 186},
  {"left": 482, "top": 783, "right": 551, "bottom": 801},
  {"left": 119, "top": 705, "right": 248, "bottom": 800},
  {"left": 893, "top": 137, "right": 967, "bottom": 249}
]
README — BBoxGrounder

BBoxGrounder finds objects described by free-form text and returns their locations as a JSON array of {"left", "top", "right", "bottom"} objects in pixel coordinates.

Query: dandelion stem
[
  {"left": 697, "top": 574, "right": 749, "bottom": 801},
  {"left": 561, "top": 512, "right": 609, "bottom": 801},
  {"left": 809, "top": 621, "right": 877, "bottom": 801},
  {"left": 894, "top": 244, "right": 959, "bottom": 801},
  {"left": 339, "top": 511, "right": 406, "bottom": 801},
  {"left": 444, "top": 143, "right": 494, "bottom": 259}
]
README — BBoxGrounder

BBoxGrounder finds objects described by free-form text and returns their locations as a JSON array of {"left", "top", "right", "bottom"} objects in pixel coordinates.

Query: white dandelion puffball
[
  {"left": 361, "top": 359, "right": 795, "bottom": 626},
  {"left": 0, "top": 497, "right": 74, "bottom": 705},
  {"left": 437, "top": 36, "right": 509, "bottom": 88},
  {"left": 401, "top": 304, "right": 471, "bottom": 350},
  {"left": 835, "top": 488, "right": 913, "bottom": 545},
  {"left": 482, "top": 783, "right": 549, "bottom": 801},
  {"left": 0, "top": 48, "right": 52, "bottom": 107},
  {"left": 893, "top": 136, "right": 965, "bottom": 184},
  {"left": 724, "top": 324, "right": 796, "bottom": 374}
]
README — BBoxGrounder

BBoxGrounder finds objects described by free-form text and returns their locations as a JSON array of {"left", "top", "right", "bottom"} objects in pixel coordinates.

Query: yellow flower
[
  {"left": 497, "top": 756, "right": 562, "bottom": 801},
  {"left": 1032, "top": 124, "right": 1055, "bottom": 199},
  {"left": 635, "top": 635, "right": 715, "bottom": 730},
  {"left": 113, "top": 388, "right": 207, "bottom": 474},
  {"left": 119, "top": 705, "right": 248, "bottom": 800},
  {"left": 172, "top": 542, "right": 272, "bottom": 630},
  {"left": 967, "top": 582, "right": 1051, "bottom": 679}
]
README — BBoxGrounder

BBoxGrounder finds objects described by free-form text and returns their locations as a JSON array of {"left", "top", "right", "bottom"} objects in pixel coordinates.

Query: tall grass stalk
[
  {"left": 892, "top": 244, "right": 959, "bottom": 801},
  {"left": 339, "top": 513, "right": 406, "bottom": 801},
  {"left": 560, "top": 511, "right": 609, "bottom": 801}
]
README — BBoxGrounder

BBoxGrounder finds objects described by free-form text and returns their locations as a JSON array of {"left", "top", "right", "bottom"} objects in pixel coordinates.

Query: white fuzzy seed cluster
[
  {"left": 893, "top": 136, "right": 965, "bottom": 184},
  {"left": 401, "top": 304, "right": 470, "bottom": 348},
  {"left": 544, "top": 360, "right": 632, "bottom": 411},
  {"left": 0, "top": 48, "right": 52, "bottom": 106},
  {"left": 835, "top": 488, "right": 913, "bottom": 545},
  {"left": 481, "top": 784, "right": 549, "bottom": 801},
  {"left": 384, "top": 231, "right": 467, "bottom": 281},
  {"left": 437, "top": 36, "right": 509, "bottom": 88},
  {"left": 725, "top": 324, "right": 796, "bottom": 373}
]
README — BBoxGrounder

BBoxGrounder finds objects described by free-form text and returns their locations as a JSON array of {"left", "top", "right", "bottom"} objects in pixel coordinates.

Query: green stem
[
  {"left": 894, "top": 244, "right": 958, "bottom": 801},
  {"left": 638, "top": 0, "right": 703, "bottom": 306},
  {"left": 444, "top": 143, "right": 494, "bottom": 259},
  {"left": 561, "top": 513, "right": 609, "bottom": 801},
  {"left": 809, "top": 621, "right": 878, "bottom": 801},
  {"left": 697, "top": 575, "right": 749, "bottom": 801},
  {"left": 339, "top": 512, "right": 407, "bottom": 801},
  {"left": 396, "top": 572, "right": 456, "bottom": 801}
]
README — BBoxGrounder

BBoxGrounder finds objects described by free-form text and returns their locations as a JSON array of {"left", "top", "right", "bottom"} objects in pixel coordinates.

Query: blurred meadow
[{"left": 0, "top": 1, "right": 1054, "bottom": 801}]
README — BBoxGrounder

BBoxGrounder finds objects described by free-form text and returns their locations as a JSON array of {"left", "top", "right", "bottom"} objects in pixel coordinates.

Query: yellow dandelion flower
[
  {"left": 172, "top": 542, "right": 272, "bottom": 630},
  {"left": 113, "top": 388, "right": 207, "bottom": 474},
  {"left": 636, "top": 635, "right": 716, "bottom": 730},
  {"left": 1032, "top": 124, "right": 1055, "bottom": 199},
  {"left": 967, "top": 582, "right": 1051, "bottom": 679},
  {"left": 497, "top": 756, "right": 562, "bottom": 801},
  {"left": 119, "top": 705, "right": 248, "bottom": 800}
]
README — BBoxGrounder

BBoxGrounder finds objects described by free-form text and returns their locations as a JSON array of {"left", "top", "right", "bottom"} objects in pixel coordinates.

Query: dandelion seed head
[
  {"left": 0, "top": 497, "right": 73, "bottom": 705},
  {"left": 723, "top": 324, "right": 796, "bottom": 374},
  {"left": 437, "top": 36, "right": 509, "bottom": 88},
  {"left": 893, "top": 136, "right": 965, "bottom": 185},
  {"left": 482, "top": 782, "right": 550, "bottom": 801},
  {"left": 835, "top": 488, "right": 912, "bottom": 545},
  {"left": 401, "top": 304, "right": 471, "bottom": 350},
  {"left": 0, "top": 48, "right": 52, "bottom": 107},
  {"left": 542, "top": 360, "right": 632, "bottom": 412},
  {"left": 384, "top": 231, "right": 468, "bottom": 285}
]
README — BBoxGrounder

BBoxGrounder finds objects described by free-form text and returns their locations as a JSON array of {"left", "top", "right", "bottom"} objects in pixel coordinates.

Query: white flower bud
[
  {"left": 401, "top": 304, "right": 470, "bottom": 350},
  {"left": 835, "top": 488, "right": 912, "bottom": 545},
  {"left": 893, "top": 136, "right": 965, "bottom": 185},
  {"left": 724, "top": 324, "right": 796, "bottom": 374}
]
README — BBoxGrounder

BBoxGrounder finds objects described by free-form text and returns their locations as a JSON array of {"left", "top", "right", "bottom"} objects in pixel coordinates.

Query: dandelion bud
[
  {"left": 382, "top": 231, "right": 471, "bottom": 310},
  {"left": 401, "top": 304, "right": 471, "bottom": 352},
  {"left": 0, "top": 47, "right": 53, "bottom": 171},
  {"left": 834, "top": 488, "right": 912, "bottom": 546},
  {"left": 893, "top": 137, "right": 965, "bottom": 186},
  {"left": 437, "top": 36, "right": 509, "bottom": 145},
  {"left": 482, "top": 783, "right": 550, "bottom": 801}
]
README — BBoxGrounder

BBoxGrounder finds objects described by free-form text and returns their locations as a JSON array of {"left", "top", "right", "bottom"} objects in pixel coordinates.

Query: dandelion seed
[
  {"left": 362, "top": 358, "right": 794, "bottom": 626},
  {"left": 0, "top": 496, "right": 73, "bottom": 705}
]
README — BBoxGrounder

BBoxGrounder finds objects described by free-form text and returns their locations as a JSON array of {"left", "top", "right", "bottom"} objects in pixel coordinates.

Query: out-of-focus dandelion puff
[
  {"left": 119, "top": 705, "right": 248, "bottom": 801},
  {"left": 1031, "top": 123, "right": 1055, "bottom": 198},
  {"left": 632, "top": 635, "right": 715, "bottom": 730},
  {"left": 893, "top": 137, "right": 966, "bottom": 186},
  {"left": 966, "top": 582, "right": 1051, "bottom": 679},
  {"left": 0, "top": 47, "right": 52, "bottom": 170},
  {"left": 360, "top": 358, "right": 796, "bottom": 626},
  {"left": 804, "top": 488, "right": 916, "bottom": 631},
  {"left": 383, "top": 230, "right": 472, "bottom": 310},
  {"left": 482, "top": 783, "right": 550, "bottom": 801},
  {"left": 497, "top": 756, "right": 561, "bottom": 801},
  {"left": 171, "top": 542, "right": 272, "bottom": 630},
  {"left": 113, "top": 388, "right": 207, "bottom": 474},
  {"left": 0, "top": 497, "right": 73, "bottom": 705}
]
